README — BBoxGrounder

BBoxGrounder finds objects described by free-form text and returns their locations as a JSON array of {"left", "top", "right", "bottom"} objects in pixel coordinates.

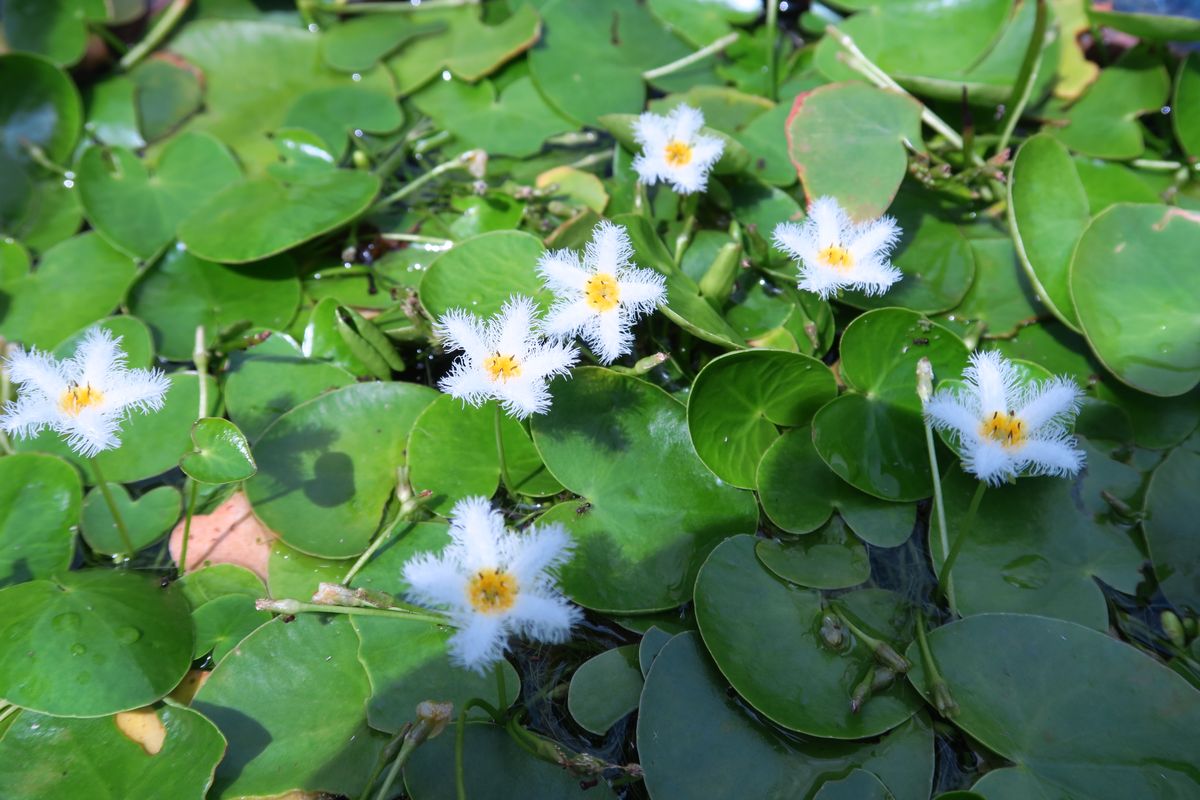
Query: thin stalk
[
  {"left": 915, "top": 611, "right": 958, "bottom": 716},
  {"left": 765, "top": 0, "right": 779, "bottom": 102},
  {"left": 937, "top": 480, "right": 987, "bottom": 599},
  {"left": 566, "top": 148, "right": 615, "bottom": 172},
  {"left": 371, "top": 151, "right": 478, "bottom": 212},
  {"left": 90, "top": 459, "right": 135, "bottom": 558},
  {"left": 674, "top": 194, "right": 699, "bottom": 266},
  {"left": 342, "top": 515, "right": 411, "bottom": 585},
  {"left": 995, "top": 0, "right": 1049, "bottom": 156},
  {"left": 642, "top": 32, "right": 739, "bottom": 81},
  {"left": 379, "top": 232, "right": 454, "bottom": 247},
  {"left": 374, "top": 725, "right": 418, "bottom": 800},
  {"left": 1132, "top": 158, "right": 1199, "bottom": 172},
  {"left": 120, "top": 0, "right": 191, "bottom": 71},
  {"left": 359, "top": 728, "right": 408, "bottom": 800},
  {"left": 177, "top": 480, "right": 199, "bottom": 575},
  {"left": 323, "top": 0, "right": 479, "bottom": 13},
  {"left": 89, "top": 23, "right": 130, "bottom": 55},
  {"left": 257, "top": 598, "right": 445, "bottom": 625},
  {"left": 193, "top": 326, "right": 208, "bottom": 418},
  {"left": 495, "top": 662, "right": 508, "bottom": 715},
  {"left": 0, "top": 702, "right": 17, "bottom": 726},
  {"left": 494, "top": 404, "right": 513, "bottom": 494},
  {"left": 922, "top": 416, "right": 955, "bottom": 614},
  {"left": 455, "top": 699, "right": 504, "bottom": 800},
  {"left": 828, "top": 26, "right": 973, "bottom": 160}
]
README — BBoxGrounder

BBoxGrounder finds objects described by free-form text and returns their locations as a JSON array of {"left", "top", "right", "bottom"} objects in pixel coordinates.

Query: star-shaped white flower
[
  {"left": 435, "top": 295, "right": 578, "bottom": 420},
  {"left": 537, "top": 220, "right": 667, "bottom": 364},
  {"left": 632, "top": 104, "right": 725, "bottom": 194},
  {"left": 402, "top": 496, "right": 582, "bottom": 673},
  {"left": 0, "top": 327, "right": 169, "bottom": 458},
  {"left": 924, "top": 350, "right": 1086, "bottom": 486},
  {"left": 772, "top": 196, "right": 903, "bottom": 299}
]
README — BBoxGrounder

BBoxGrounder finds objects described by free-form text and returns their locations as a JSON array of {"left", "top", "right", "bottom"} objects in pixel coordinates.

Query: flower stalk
[{"left": 917, "top": 357, "right": 956, "bottom": 614}]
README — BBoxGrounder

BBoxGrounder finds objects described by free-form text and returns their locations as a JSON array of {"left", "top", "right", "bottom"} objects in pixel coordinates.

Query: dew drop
[
  {"left": 1001, "top": 554, "right": 1051, "bottom": 589},
  {"left": 70, "top": 643, "right": 87, "bottom": 656},
  {"left": 52, "top": 612, "right": 82, "bottom": 632},
  {"left": 116, "top": 626, "right": 142, "bottom": 644}
]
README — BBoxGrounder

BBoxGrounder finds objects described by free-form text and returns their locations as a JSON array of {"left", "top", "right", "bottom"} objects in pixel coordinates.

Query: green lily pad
[
  {"left": 192, "top": 593, "right": 271, "bottom": 661},
  {"left": 567, "top": 644, "right": 643, "bottom": 734},
  {"left": 0, "top": 569, "right": 193, "bottom": 717},
  {"left": 178, "top": 563, "right": 264, "bottom": 608},
  {"left": 418, "top": 230, "right": 548, "bottom": 320},
  {"left": 127, "top": 248, "right": 301, "bottom": 361},
  {"left": 756, "top": 519, "right": 871, "bottom": 590},
  {"left": 839, "top": 184, "right": 976, "bottom": 314},
  {"left": 244, "top": 382, "right": 438, "bottom": 558},
  {"left": 193, "top": 615, "right": 386, "bottom": 800},
  {"left": 1008, "top": 134, "right": 1088, "bottom": 330},
  {"left": 935, "top": 236, "right": 1040, "bottom": 340},
  {"left": 169, "top": 19, "right": 396, "bottom": 170},
  {"left": 224, "top": 332, "right": 356, "bottom": 441},
  {"left": 933, "top": 441, "right": 1143, "bottom": 629},
  {"left": 413, "top": 77, "right": 574, "bottom": 159},
  {"left": 0, "top": 0, "right": 104, "bottom": 67},
  {"left": 130, "top": 57, "right": 203, "bottom": 144},
  {"left": 647, "top": 86, "right": 773, "bottom": 134},
  {"left": 14, "top": 371, "right": 218, "bottom": 484},
  {"left": 387, "top": 3, "right": 542, "bottom": 93},
  {"left": 638, "top": 632, "right": 935, "bottom": 800},
  {"left": 404, "top": 722, "right": 616, "bottom": 800},
  {"left": 84, "top": 75, "right": 145, "bottom": 150},
  {"left": 906, "top": 613, "right": 1200, "bottom": 799},
  {"left": 531, "top": 368, "right": 758, "bottom": 612},
  {"left": 0, "top": 704, "right": 226, "bottom": 800},
  {"left": 614, "top": 212, "right": 746, "bottom": 349},
  {"left": 1047, "top": 48, "right": 1169, "bottom": 160},
  {"left": 1089, "top": 6, "right": 1200, "bottom": 41},
  {"left": 1174, "top": 54, "right": 1200, "bottom": 159},
  {"left": 0, "top": 232, "right": 137, "bottom": 349},
  {"left": 1071, "top": 203, "right": 1200, "bottom": 397},
  {"left": 0, "top": 453, "right": 79, "bottom": 588},
  {"left": 757, "top": 427, "right": 916, "bottom": 546},
  {"left": 76, "top": 133, "right": 243, "bottom": 260},
  {"left": 321, "top": 14, "right": 443, "bottom": 73},
  {"left": 80, "top": 484, "right": 180, "bottom": 556},
  {"left": 687, "top": 349, "right": 837, "bottom": 488},
  {"left": 180, "top": 417, "right": 257, "bottom": 484},
  {"left": 408, "top": 395, "right": 561, "bottom": 512},
  {"left": 0, "top": 54, "right": 81, "bottom": 230},
  {"left": 178, "top": 167, "right": 381, "bottom": 264},
  {"left": 785, "top": 82, "right": 924, "bottom": 220},
  {"left": 351, "top": 616, "right": 520, "bottom": 734},
  {"left": 816, "top": 770, "right": 894, "bottom": 800},
  {"left": 1145, "top": 447, "right": 1200, "bottom": 612},
  {"left": 639, "top": 625, "right": 674, "bottom": 676},
  {"left": 267, "top": 540, "right": 345, "bottom": 600},
  {"left": 282, "top": 85, "right": 404, "bottom": 158},
  {"left": 694, "top": 536, "right": 922, "bottom": 738},
  {"left": 735, "top": 101, "right": 798, "bottom": 187},
  {"left": 1073, "top": 156, "right": 1162, "bottom": 213},
  {"left": 813, "top": 308, "right": 968, "bottom": 501},
  {"left": 53, "top": 316, "right": 154, "bottom": 368}
]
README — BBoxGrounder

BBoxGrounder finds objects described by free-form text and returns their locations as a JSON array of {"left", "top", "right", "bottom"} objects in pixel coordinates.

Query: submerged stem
[
  {"left": 178, "top": 480, "right": 199, "bottom": 575},
  {"left": 494, "top": 404, "right": 513, "bottom": 494},
  {"left": 915, "top": 611, "right": 958, "bottom": 716},
  {"left": 937, "top": 480, "right": 987, "bottom": 599},
  {"left": 642, "top": 32, "right": 739, "bottom": 81},
  {"left": 90, "top": 459, "right": 135, "bottom": 559}
]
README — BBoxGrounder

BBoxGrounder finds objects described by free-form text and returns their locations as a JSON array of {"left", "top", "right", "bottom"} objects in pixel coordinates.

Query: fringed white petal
[
  {"left": 449, "top": 496, "right": 506, "bottom": 571},
  {"left": 668, "top": 104, "right": 705, "bottom": 141},
  {"left": 536, "top": 249, "right": 588, "bottom": 293},
  {"left": 509, "top": 591, "right": 581, "bottom": 644},
  {"left": 1018, "top": 436, "right": 1086, "bottom": 479},
  {"left": 5, "top": 347, "right": 68, "bottom": 399},
  {"left": 542, "top": 299, "right": 595, "bottom": 339},
  {"left": 585, "top": 219, "right": 634, "bottom": 273},
  {"left": 493, "top": 295, "right": 538, "bottom": 360},
  {"left": 966, "top": 350, "right": 1020, "bottom": 415},
  {"left": 1016, "top": 377, "right": 1083, "bottom": 434},
  {"left": 60, "top": 408, "right": 120, "bottom": 458},
  {"left": 924, "top": 391, "right": 979, "bottom": 440},
  {"left": 962, "top": 437, "right": 1017, "bottom": 486},
  {"left": 808, "top": 196, "right": 851, "bottom": 248},
  {"left": 435, "top": 308, "right": 490, "bottom": 363},
  {"left": 849, "top": 215, "right": 901, "bottom": 264},
  {"left": 72, "top": 327, "right": 126, "bottom": 390},
  {"left": 589, "top": 308, "right": 629, "bottom": 364},
  {"left": 402, "top": 551, "right": 469, "bottom": 610},
  {"left": 104, "top": 367, "right": 170, "bottom": 414},
  {"left": 506, "top": 522, "right": 575, "bottom": 589},
  {"left": 447, "top": 611, "right": 509, "bottom": 674}
]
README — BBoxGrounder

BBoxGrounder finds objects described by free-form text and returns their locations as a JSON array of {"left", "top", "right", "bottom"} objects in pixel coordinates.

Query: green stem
[
  {"left": 565, "top": 148, "right": 615, "bottom": 172},
  {"left": 937, "top": 480, "right": 987, "bottom": 603},
  {"left": 342, "top": 515, "right": 411, "bottom": 585},
  {"left": 90, "top": 459, "right": 136, "bottom": 558},
  {"left": 831, "top": 606, "right": 911, "bottom": 673},
  {"left": 454, "top": 699, "right": 504, "bottom": 800},
  {"left": 379, "top": 232, "right": 454, "bottom": 247},
  {"left": 915, "top": 611, "right": 958, "bottom": 716},
  {"left": 370, "top": 151, "right": 478, "bottom": 212},
  {"left": 921, "top": 415, "right": 955, "bottom": 614},
  {"left": 178, "top": 479, "right": 199, "bottom": 575},
  {"left": 765, "top": 0, "right": 779, "bottom": 102},
  {"left": 120, "top": 0, "right": 191, "bottom": 71},
  {"left": 257, "top": 598, "right": 445, "bottom": 625},
  {"left": 320, "top": 0, "right": 479, "bottom": 13},
  {"left": 642, "top": 32, "right": 739, "bottom": 81},
  {"left": 995, "top": 0, "right": 1048, "bottom": 157},
  {"left": 374, "top": 725, "right": 419, "bottom": 800},
  {"left": 0, "top": 702, "right": 18, "bottom": 726},
  {"left": 495, "top": 662, "right": 508, "bottom": 715},
  {"left": 494, "top": 404, "right": 513, "bottom": 494},
  {"left": 193, "top": 326, "right": 209, "bottom": 418}
]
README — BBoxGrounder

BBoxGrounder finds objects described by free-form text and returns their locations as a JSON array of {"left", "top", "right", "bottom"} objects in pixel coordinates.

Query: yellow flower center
[
  {"left": 584, "top": 273, "right": 621, "bottom": 312},
  {"left": 467, "top": 568, "right": 518, "bottom": 614},
  {"left": 59, "top": 384, "right": 104, "bottom": 416},
  {"left": 483, "top": 354, "right": 521, "bottom": 382},
  {"left": 664, "top": 140, "right": 693, "bottom": 167},
  {"left": 980, "top": 410, "right": 1026, "bottom": 448},
  {"left": 818, "top": 244, "right": 855, "bottom": 272}
]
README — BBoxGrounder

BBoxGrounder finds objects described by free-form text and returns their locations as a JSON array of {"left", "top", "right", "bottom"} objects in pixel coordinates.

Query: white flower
[
  {"left": 632, "top": 104, "right": 725, "bottom": 194},
  {"left": 924, "top": 350, "right": 1086, "bottom": 486},
  {"left": 772, "top": 196, "right": 903, "bottom": 299},
  {"left": 402, "top": 496, "right": 582, "bottom": 673},
  {"left": 435, "top": 295, "right": 578, "bottom": 420},
  {"left": 0, "top": 327, "right": 169, "bottom": 458},
  {"left": 537, "top": 220, "right": 667, "bottom": 364}
]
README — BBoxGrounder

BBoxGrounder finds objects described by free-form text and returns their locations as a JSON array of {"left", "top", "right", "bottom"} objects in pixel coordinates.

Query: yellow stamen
[
  {"left": 664, "top": 140, "right": 693, "bottom": 167},
  {"left": 584, "top": 273, "right": 621, "bottom": 312},
  {"left": 483, "top": 354, "right": 521, "bottom": 382},
  {"left": 818, "top": 244, "right": 854, "bottom": 272},
  {"left": 980, "top": 410, "right": 1026, "bottom": 448},
  {"left": 467, "top": 568, "right": 518, "bottom": 614},
  {"left": 59, "top": 384, "right": 104, "bottom": 416}
]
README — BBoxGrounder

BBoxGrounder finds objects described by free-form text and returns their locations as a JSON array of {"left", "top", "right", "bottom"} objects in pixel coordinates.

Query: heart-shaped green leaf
[
  {"left": 755, "top": 518, "right": 871, "bottom": 590},
  {"left": 687, "top": 349, "right": 836, "bottom": 488},
  {"left": 0, "top": 0, "right": 106, "bottom": 67},
  {"left": 695, "top": 536, "right": 922, "bottom": 738},
  {"left": 76, "top": 132, "right": 242, "bottom": 260},
  {"left": 785, "top": 82, "right": 924, "bottom": 220},
  {"left": 815, "top": 771, "right": 895, "bottom": 800},
  {"left": 419, "top": 230, "right": 549, "bottom": 320},
  {"left": 192, "top": 594, "right": 271, "bottom": 661},
  {"left": 1145, "top": 447, "right": 1200, "bottom": 612},
  {"left": 0, "top": 453, "right": 79, "bottom": 589},
  {"left": 531, "top": 368, "right": 758, "bottom": 612},
  {"left": 321, "top": 15, "right": 444, "bottom": 73},
  {"left": 906, "top": 614, "right": 1200, "bottom": 799},
  {"left": 81, "top": 483, "right": 180, "bottom": 556},
  {"left": 567, "top": 645, "right": 643, "bottom": 734},
  {"left": 0, "top": 569, "right": 194, "bottom": 717},
  {"left": 413, "top": 77, "right": 574, "bottom": 159},
  {"left": 180, "top": 418, "right": 257, "bottom": 485}
]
